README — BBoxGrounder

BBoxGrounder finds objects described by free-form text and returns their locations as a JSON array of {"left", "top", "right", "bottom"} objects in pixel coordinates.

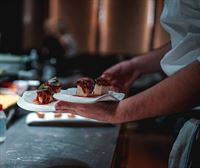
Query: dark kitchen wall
[
  {"left": 49, "top": 0, "right": 169, "bottom": 56},
  {"left": 99, "top": 0, "right": 153, "bottom": 55},
  {"left": 0, "top": 0, "right": 169, "bottom": 55},
  {"left": 49, "top": 0, "right": 98, "bottom": 54},
  {"left": 22, "top": 0, "right": 49, "bottom": 51},
  {"left": 0, "top": 0, "right": 23, "bottom": 53}
]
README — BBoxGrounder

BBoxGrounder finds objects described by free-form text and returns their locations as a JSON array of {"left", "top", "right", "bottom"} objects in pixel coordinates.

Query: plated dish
[
  {"left": 17, "top": 77, "right": 60, "bottom": 112},
  {"left": 34, "top": 77, "right": 61, "bottom": 104},
  {"left": 17, "top": 76, "right": 125, "bottom": 111},
  {"left": 17, "top": 87, "right": 125, "bottom": 111},
  {"left": 17, "top": 90, "right": 56, "bottom": 112},
  {"left": 53, "top": 88, "right": 125, "bottom": 104}
]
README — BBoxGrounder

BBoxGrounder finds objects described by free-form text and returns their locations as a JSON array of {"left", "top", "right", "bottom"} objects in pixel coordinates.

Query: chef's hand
[
  {"left": 55, "top": 101, "right": 121, "bottom": 124},
  {"left": 101, "top": 59, "right": 141, "bottom": 93}
]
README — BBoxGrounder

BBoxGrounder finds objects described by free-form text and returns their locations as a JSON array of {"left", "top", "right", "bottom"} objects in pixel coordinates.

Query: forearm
[
  {"left": 117, "top": 61, "right": 200, "bottom": 123},
  {"left": 131, "top": 42, "right": 171, "bottom": 75}
]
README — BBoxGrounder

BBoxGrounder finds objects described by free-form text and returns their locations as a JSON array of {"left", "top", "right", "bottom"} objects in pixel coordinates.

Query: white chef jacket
[{"left": 160, "top": 0, "right": 200, "bottom": 76}]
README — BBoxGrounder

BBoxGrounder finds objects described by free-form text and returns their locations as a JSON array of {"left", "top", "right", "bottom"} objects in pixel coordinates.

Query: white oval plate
[
  {"left": 53, "top": 88, "right": 125, "bottom": 104},
  {"left": 17, "top": 90, "right": 56, "bottom": 112}
]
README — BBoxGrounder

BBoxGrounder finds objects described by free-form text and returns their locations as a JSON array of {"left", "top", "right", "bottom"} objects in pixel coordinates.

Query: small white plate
[
  {"left": 53, "top": 88, "right": 125, "bottom": 104},
  {"left": 17, "top": 90, "right": 56, "bottom": 112},
  {"left": 17, "top": 88, "right": 125, "bottom": 112},
  {"left": 26, "top": 112, "right": 108, "bottom": 125}
]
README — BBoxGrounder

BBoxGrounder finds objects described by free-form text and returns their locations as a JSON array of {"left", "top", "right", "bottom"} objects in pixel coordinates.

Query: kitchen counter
[{"left": 0, "top": 113, "right": 120, "bottom": 168}]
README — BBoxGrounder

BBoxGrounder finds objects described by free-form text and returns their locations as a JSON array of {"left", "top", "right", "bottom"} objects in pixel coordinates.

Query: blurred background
[
  {"left": 0, "top": 1, "right": 174, "bottom": 167},
  {"left": 0, "top": 0, "right": 169, "bottom": 83}
]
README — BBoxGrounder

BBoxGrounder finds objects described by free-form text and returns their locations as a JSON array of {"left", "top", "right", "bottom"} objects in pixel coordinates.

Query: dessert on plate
[
  {"left": 36, "top": 112, "right": 45, "bottom": 118},
  {"left": 93, "top": 77, "right": 110, "bottom": 96},
  {"left": 54, "top": 112, "right": 62, "bottom": 118},
  {"left": 76, "top": 77, "right": 94, "bottom": 97},
  {"left": 75, "top": 77, "right": 111, "bottom": 97},
  {"left": 34, "top": 77, "right": 61, "bottom": 104},
  {"left": 45, "top": 77, "right": 61, "bottom": 93}
]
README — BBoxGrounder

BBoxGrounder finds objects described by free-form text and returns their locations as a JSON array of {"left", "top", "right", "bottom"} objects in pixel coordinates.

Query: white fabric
[{"left": 160, "top": 0, "right": 200, "bottom": 76}]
